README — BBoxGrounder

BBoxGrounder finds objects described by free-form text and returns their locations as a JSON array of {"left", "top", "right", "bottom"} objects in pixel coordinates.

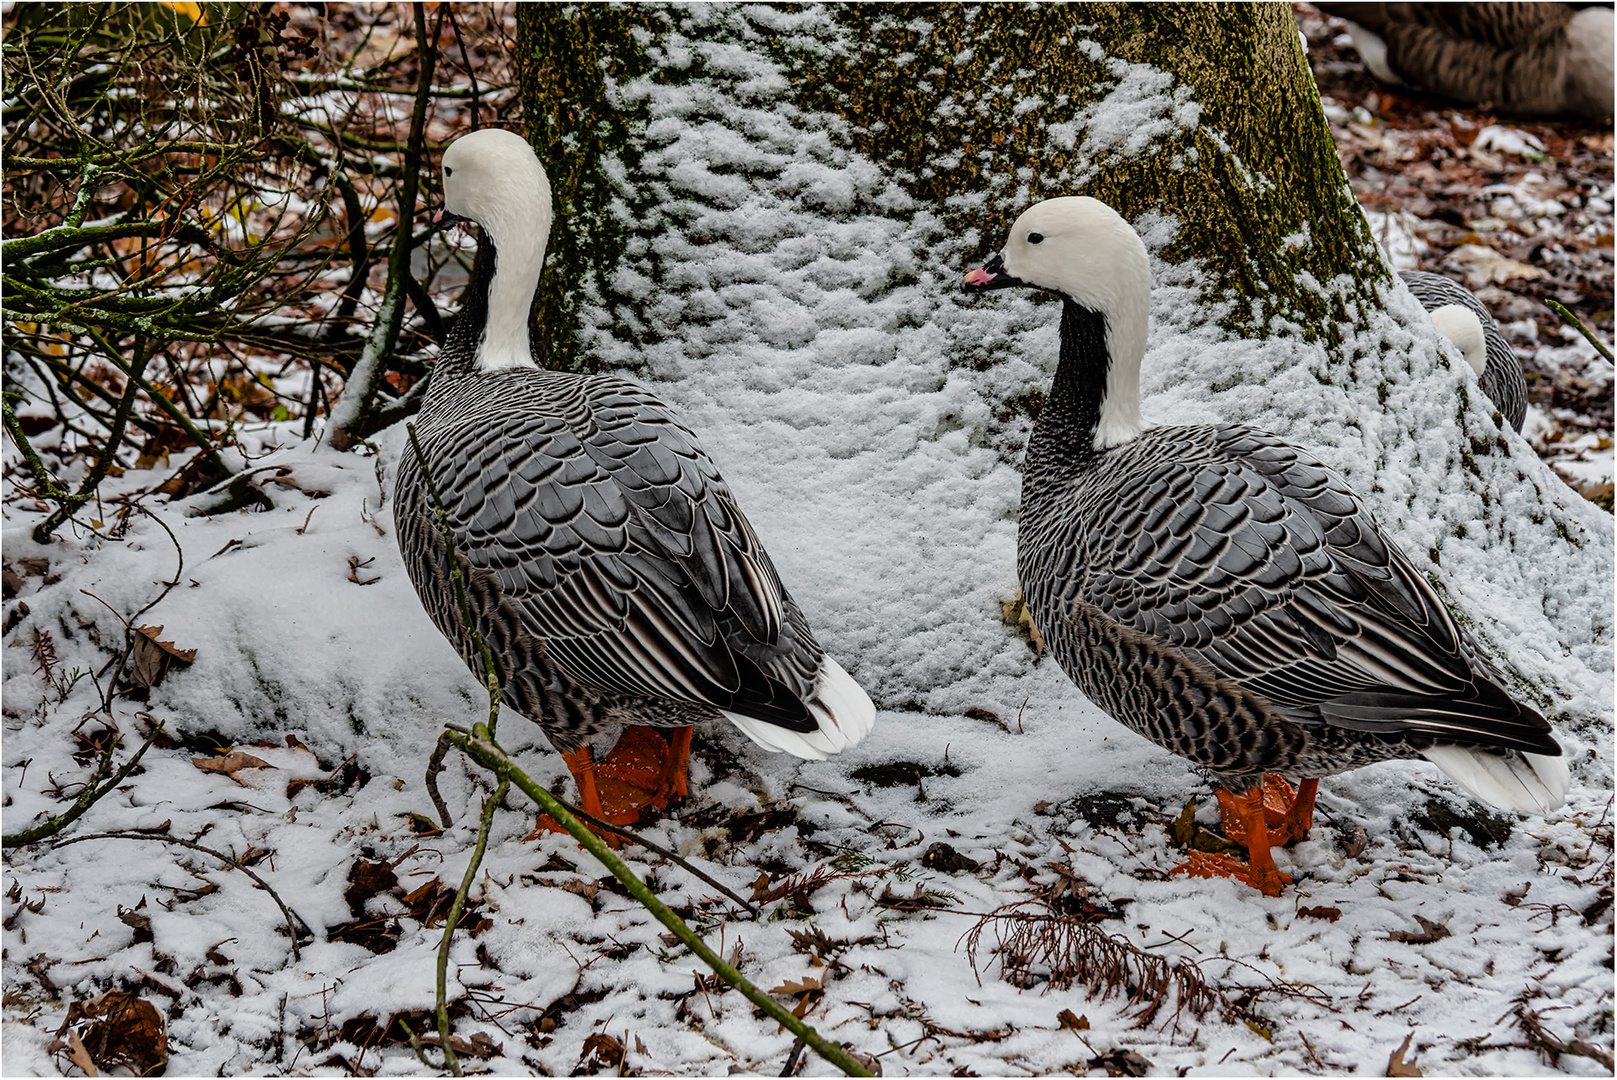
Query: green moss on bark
[
  {"left": 515, "top": 3, "right": 1385, "bottom": 364},
  {"left": 516, "top": 4, "right": 663, "bottom": 372},
  {"left": 777, "top": 4, "right": 1383, "bottom": 344}
]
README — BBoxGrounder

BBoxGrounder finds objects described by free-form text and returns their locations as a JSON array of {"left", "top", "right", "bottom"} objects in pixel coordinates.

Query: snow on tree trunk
[{"left": 514, "top": 4, "right": 1610, "bottom": 740}]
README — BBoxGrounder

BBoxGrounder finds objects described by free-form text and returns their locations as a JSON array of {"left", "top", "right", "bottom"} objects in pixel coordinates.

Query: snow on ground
[{"left": 5, "top": 7, "right": 1613, "bottom": 1077}]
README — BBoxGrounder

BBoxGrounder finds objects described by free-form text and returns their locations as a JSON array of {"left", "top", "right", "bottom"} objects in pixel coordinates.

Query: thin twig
[
  {"left": 1545, "top": 299, "right": 1614, "bottom": 362},
  {"left": 48, "top": 830, "right": 314, "bottom": 961},
  {"left": 445, "top": 726, "right": 872, "bottom": 1077},
  {"left": 434, "top": 778, "right": 506, "bottom": 1077},
  {"left": 3, "top": 722, "right": 163, "bottom": 848},
  {"left": 425, "top": 729, "right": 457, "bottom": 829},
  {"left": 549, "top": 796, "right": 757, "bottom": 915},
  {"left": 395, "top": 1018, "right": 448, "bottom": 1072}
]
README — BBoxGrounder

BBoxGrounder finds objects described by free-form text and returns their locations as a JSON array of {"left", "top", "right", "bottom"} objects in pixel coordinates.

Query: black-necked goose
[
  {"left": 964, "top": 196, "right": 1565, "bottom": 896},
  {"left": 394, "top": 129, "right": 875, "bottom": 836},
  {"left": 1316, "top": 2, "right": 1614, "bottom": 121},
  {"left": 1401, "top": 269, "right": 1527, "bottom": 431}
]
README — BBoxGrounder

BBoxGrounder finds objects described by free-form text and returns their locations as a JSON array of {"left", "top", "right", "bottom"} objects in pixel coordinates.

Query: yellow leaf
[{"left": 156, "top": 1, "right": 205, "bottom": 24}]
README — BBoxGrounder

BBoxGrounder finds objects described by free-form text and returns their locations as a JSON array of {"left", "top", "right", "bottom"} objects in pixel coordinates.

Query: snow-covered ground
[{"left": 5, "top": 7, "right": 1612, "bottom": 1076}]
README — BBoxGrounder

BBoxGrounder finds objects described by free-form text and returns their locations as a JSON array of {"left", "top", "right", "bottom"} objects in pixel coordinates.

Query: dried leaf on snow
[
  {"left": 190, "top": 750, "right": 275, "bottom": 782},
  {"left": 51, "top": 991, "right": 167, "bottom": 1076},
  {"left": 1297, "top": 905, "right": 1342, "bottom": 923},
  {"left": 1387, "top": 1032, "right": 1423, "bottom": 1076},
  {"left": 64, "top": 1031, "right": 100, "bottom": 1077},
  {"left": 1057, "top": 1008, "right": 1090, "bottom": 1030},
  {"left": 577, "top": 1031, "right": 625, "bottom": 1074},
  {"left": 1385, "top": 915, "right": 1450, "bottom": 944},
  {"left": 129, "top": 625, "right": 196, "bottom": 690},
  {"left": 768, "top": 975, "right": 823, "bottom": 997}
]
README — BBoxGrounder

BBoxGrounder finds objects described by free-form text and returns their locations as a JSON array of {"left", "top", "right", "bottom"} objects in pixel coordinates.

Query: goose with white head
[
  {"left": 965, "top": 196, "right": 1564, "bottom": 896},
  {"left": 395, "top": 129, "right": 875, "bottom": 839},
  {"left": 1400, "top": 269, "right": 1527, "bottom": 432}
]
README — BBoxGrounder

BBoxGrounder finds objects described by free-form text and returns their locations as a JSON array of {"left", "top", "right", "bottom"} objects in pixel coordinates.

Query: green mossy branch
[
  {"left": 1, "top": 722, "right": 164, "bottom": 849},
  {"left": 443, "top": 724, "right": 874, "bottom": 1077}
]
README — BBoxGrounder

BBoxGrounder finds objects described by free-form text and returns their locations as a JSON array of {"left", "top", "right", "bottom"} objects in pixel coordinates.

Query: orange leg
[
  {"left": 526, "top": 726, "right": 696, "bottom": 846},
  {"left": 1217, "top": 775, "right": 1319, "bottom": 849},
  {"left": 1174, "top": 783, "right": 1292, "bottom": 896},
  {"left": 526, "top": 742, "right": 625, "bottom": 848},
  {"left": 658, "top": 725, "right": 693, "bottom": 805}
]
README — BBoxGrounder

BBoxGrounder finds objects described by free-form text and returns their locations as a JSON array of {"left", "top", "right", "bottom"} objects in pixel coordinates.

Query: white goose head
[
  {"left": 439, "top": 128, "right": 554, "bottom": 372},
  {"left": 1427, "top": 303, "right": 1488, "bottom": 378},
  {"left": 964, "top": 196, "right": 1151, "bottom": 449}
]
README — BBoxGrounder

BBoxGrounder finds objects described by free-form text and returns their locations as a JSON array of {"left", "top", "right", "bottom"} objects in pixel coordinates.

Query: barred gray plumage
[
  {"left": 1401, "top": 268, "right": 1527, "bottom": 431},
  {"left": 965, "top": 196, "right": 1564, "bottom": 892},
  {"left": 393, "top": 129, "right": 873, "bottom": 826}
]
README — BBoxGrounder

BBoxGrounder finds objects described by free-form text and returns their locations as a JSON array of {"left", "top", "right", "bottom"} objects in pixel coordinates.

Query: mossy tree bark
[{"left": 515, "top": 3, "right": 1380, "bottom": 362}]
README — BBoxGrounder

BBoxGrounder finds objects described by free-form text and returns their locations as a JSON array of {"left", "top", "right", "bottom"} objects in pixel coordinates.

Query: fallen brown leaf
[
  {"left": 768, "top": 975, "right": 823, "bottom": 997},
  {"left": 190, "top": 750, "right": 275, "bottom": 783},
  {"left": 1387, "top": 1032, "right": 1422, "bottom": 1076},
  {"left": 129, "top": 625, "right": 196, "bottom": 690},
  {"left": 1298, "top": 905, "right": 1342, "bottom": 923},
  {"left": 1088, "top": 1048, "right": 1151, "bottom": 1077},
  {"left": 1385, "top": 915, "right": 1450, "bottom": 944},
  {"left": 344, "top": 859, "right": 399, "bottom": 917},
  {"left": 1057, "top": 1008, "right": 1089, "bottom": 1030},
  {"left": 577, "top": 1031, "right": 624, "bottom": 1074},
  {"left": 53, "top": 991, "right": 167, "bottom": 1076},
  {"left": 65, "top": 1031, "right": 99, "bottom": 1077}
]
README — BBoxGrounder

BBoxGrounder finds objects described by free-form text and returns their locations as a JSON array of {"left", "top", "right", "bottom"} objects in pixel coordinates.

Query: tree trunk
[{"left": 513, "top": 4, "right": 1610, "bottom": 730}]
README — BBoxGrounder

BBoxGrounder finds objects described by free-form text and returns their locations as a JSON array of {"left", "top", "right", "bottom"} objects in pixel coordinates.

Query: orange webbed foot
[
  {"left": 1171, "top": 850, "right": 1292, "bottom": 897},
  {"left": 1177, "top": 780, "right": 1303, "bottom": 896},
  {"left": 1216, "top": 775, "right": 1319, "bottom": 850},
  {"left": 526, "top": 727, "right": 695, "bottom": 847}
]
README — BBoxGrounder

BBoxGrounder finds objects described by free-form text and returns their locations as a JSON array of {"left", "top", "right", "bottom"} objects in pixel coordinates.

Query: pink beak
[{"left": 963, "top": 265, "right": 997, "bottom": 288}]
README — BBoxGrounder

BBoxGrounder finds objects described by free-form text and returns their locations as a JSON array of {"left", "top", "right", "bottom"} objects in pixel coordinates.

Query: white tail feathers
[
  {"left": 721, "top": 656, "right": 876, "bottom": 760},
  {"left": 1420, "top": 746, "right": 1569, "bottom": 816}
]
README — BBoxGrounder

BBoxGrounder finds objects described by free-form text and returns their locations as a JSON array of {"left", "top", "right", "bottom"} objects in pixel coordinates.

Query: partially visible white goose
[
  {"left": 1401, "top": 269, "right": 1527, "bottom": 431},
  {"left": 393, "top": 128, "right": 875, "bottom": 837},
  {"left": 1316, "top": 2, "right": 1614, "bottom": 121},
  {"left": 964, "top": 196, "right": 1565, "bottom": 896}
]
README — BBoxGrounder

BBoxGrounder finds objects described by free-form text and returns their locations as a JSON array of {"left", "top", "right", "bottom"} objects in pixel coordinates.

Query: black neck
[
  {"left": 1028, "top": 299, "right": 1109, "bottom": 466},
  {"left": 434, "top": 227, "right": 496, "bottom": 380}
]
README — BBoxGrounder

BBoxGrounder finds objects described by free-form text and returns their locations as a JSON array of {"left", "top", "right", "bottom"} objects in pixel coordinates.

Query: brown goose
[
  {"left": 1316, "top": 2, "right": 1614, "bottom": 121},
  {"left": 964, "top": 196, "right": 1566, "bottom": 896}
]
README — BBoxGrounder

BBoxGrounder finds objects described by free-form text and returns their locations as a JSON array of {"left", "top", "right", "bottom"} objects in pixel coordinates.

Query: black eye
[
  {"left": 1027, "top": 232, "right": 1044, "bottom": 244},
  {"left": 445, "top": 166, "right": 454, "bottom": 177}
]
